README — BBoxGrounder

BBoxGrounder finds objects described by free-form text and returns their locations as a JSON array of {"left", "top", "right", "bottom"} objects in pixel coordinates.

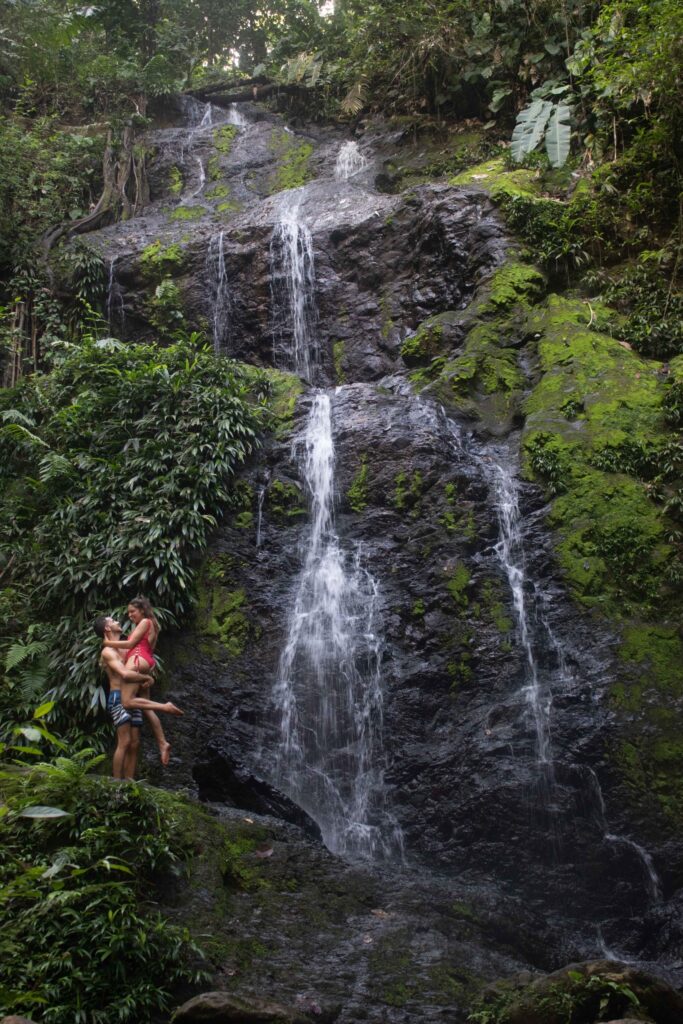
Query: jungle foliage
[
  {"left": 0, "top": 750, "right": 207, "bottom": 1022},
  {"left": 0, "top": 335, "right": 267, "bottom": 748}
]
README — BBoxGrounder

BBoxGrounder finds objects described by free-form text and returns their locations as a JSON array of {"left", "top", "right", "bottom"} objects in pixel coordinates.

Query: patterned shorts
[{"left": 107, "top": 690, "right": 143, "bottom": 729}]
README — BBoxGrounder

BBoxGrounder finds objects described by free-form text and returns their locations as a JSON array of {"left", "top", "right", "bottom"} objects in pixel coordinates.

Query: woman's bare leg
[{"left": 144, "top": 709, "right": 171, "bottom": 766}]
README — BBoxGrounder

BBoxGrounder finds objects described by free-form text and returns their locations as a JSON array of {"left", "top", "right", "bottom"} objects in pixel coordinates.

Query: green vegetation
[
  {"left": 0, "top": 753, "right": 207, "bottom": 1023},
  {"left": 140, "top": 240, "right": 185, "bottom": 278},
  {"left": 0, "top": 335, "right": 267, "bottom": 745},
  {"left": 332, "top": 340, "right": 346, "bottom": 383},
  {"left": 347, "top": 454, "right": 369, "bottom": 512},
  {"left": 168, "top": 165, "right": 184, "bottom": 195},
  {"left": 267, "top": 479, "right": 306, "bottom": 521},
  {"left": 268, "top": 129, "right": 313, "bottom": 194},
  {"left": 169, "top": 204, "right": 207, "bottom": 221},
  {"left": 213, "top": 124, "right": 238, "bottom": 155}
]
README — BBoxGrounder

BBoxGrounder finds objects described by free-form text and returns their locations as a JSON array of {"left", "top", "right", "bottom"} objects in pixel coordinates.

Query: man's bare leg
[
  {"left": 112, "top": 723, "right": 132, "bottom": 779},
  {"left": 124, "top": 727, "right": 141, "bottom": 780},
  {"left": 144, "top": 709, "right": 171, "bottom": 766}
]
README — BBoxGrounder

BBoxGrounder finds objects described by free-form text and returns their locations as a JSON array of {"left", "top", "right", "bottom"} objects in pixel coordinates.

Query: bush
[{"left": 0, "top": 752, "right": 207, "bottom": 1023}]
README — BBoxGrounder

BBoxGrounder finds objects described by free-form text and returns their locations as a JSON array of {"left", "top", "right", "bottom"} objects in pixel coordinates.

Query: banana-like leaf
[
  {"left": 511, "top": 99, "right": 552, "bottom": 162},
  {"left": 341, "top": 80, "right": 367, "bottom": 116},
  {"left": 18, "top": 805, "right": 71, "bottom": 818},
  {"left": 545, "top": 102, "right": 572, "bottom": 168}
]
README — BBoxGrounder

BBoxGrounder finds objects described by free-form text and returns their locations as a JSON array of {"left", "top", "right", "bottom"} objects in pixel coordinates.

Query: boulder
[
  {"left": 479, "top": 960, "right": 683, "bottom": 1024},
  {"left": 172, "top": 991, "right": 326, "bottom": 1023}
]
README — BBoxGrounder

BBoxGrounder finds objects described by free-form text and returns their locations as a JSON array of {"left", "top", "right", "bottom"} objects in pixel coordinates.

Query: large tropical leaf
[
  {"left": 545, "top": 102, "right": 572, "bottom": 168},
  {"left": 511, "top": 99, "right": 553, "bottom": 162}
]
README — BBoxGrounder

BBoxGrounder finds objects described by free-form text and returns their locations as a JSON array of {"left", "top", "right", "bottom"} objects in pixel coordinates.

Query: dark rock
[
  {"left": 480, "top": 960, "right": 683, "bottom": 1024},
  {"left": 172, "top": 991, "right": 319, "bottom": 1023},
  {"left": 193, "top": 742, "right": 322, "bottom": 842}
]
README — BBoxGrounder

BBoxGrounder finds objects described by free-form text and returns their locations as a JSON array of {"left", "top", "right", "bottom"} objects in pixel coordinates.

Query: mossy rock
[
  {"left": 263, "top": 368, "right": 305, "bottom": 439},
  {"left": 347, "top": 454, "right": 369, "bottom": 512},
  {"left": 139, "top": 240, "right": 185, "bottom": 280},
  {"left": 267, "top": 478, "right": 306, "bottom": 521},
  {"left": 450, "top": 156, "right": 540, "bottom": 201},
  {"left": 268, "top": 129, "right": 314, "bottom": 194},
  {"left": 401, "top": 320, "right": 450, "bottom": 366},
  {"left": 169, "top": 204, "right": 208, "bottom": 222}
]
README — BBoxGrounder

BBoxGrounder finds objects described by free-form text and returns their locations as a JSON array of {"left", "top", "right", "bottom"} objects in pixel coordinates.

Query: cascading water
[
  {"left": 207, "top": 231, "right": 230, "bottom": 353},
  {"left": 489, "top": 461, "right": 554, "bottom": 770},
  {"left": 193, "top": 155, "right": 206, "bottom": 196},
  {"left": 227, "top": 103, "right": 247, "bottom": 126},
  {"left": 273, "top": 392, "right": 399, "bottom": 859},
  {"left": 269, "top": 191, "right": 317, "bottom": 382},
  {"left": 335, "top": 140, "right": 369, "bottom": 181},
  {"left": 106, "top": 257, "right": 125, "bottom": 333}
]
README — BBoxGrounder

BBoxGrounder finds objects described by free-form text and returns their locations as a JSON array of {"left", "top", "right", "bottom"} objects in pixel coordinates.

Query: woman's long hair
[{"left": 129, "top": 595, "right": 161, "bottom": 648}]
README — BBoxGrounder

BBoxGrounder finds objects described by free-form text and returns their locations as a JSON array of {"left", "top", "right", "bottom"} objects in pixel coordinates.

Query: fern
[
  {"left": 341, "top": 79, "right": 367, "bottom": 116},
  {"left": 5, "top": 640, "right": 49, "bottom": 673}
]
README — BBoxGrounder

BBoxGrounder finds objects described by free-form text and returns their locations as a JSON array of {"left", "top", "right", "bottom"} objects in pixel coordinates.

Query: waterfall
[
  {"left": 269, "top": 191, "right": 317, "bottom": 382},
  {"left": 199, "top": 102, "right": 213, "bottom": 128},
  {"left": 193, "top": 155, "right": 206, "bottom": 196},
  {"left": 335, "top": 141, "right": 369, "bottom": 181},
  {"left": 489, "top": 463, "right": 554, "bottom": 768},
  {"left": 227, "top": 103, "right": 247, "bottom": 126},
  {"left": 256, "top": 484, "right": 266, "bottom": 548},
  {"left": 207, "top": 232, "right": 230, "bottom": 353},
  {"left": 106, "top": 257, "right": 125, "bottom": 333},
  {"left": 273, "top": 392, "right": 399, "bottom": 860}
]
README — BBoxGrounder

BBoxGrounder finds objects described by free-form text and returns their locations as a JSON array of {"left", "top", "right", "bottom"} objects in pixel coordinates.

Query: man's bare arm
[{"left": 101, "top": 648, "right": 153, "bottom": 685}]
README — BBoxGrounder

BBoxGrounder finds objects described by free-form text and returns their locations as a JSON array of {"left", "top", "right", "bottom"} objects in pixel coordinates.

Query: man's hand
[{"left": 139, "top": 677, "right": 154, "bottom": 690}]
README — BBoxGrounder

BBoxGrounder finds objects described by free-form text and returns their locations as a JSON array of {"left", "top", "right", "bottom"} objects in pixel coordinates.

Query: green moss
[
  {"left": 207, "top": 155, "right": 221, "bottom": 181},
  {"left": 380, "top": 291, "right": 395, "bottom": 340},
  {"left": 140, "top": 240, "right": 184, "bottom": 279},
  {"left": 445, "top": 563, "right": 471, "bottom": 609},
  {"left": 333, "top": 340, "right": 346, "bottom": 384},
  {"left": 448, "top": 655, "right": 473, "bottom": 690},
  {"left": 450, "top": 156, "right": 539, "bottom": 200},
  {"left": 217, "top": 199, "right": 242, "bottom": 215},
  {"left": 393, "top": 469, "right": 423, "bottom": 515},
  {"left": 169, "top": 204, "right": 207, "bottom": 222},
  {"left": 220, "top": 825, "right": 270, "bottom": 892},
  {"left": 263, "top": 367, "right": 304, "bottom": 439},
  {"left": 213, "top": 124, "right": 238, "bottom": 155},
  {"left": 480, "top": 581, "right": 512, "bottom": 633},
  {"left": 206, "top": 183, "right": 230, "bottom": 199},
  {"left": 401, "top": 321, "right": 446, "bottom": 366},
  {"left": 268, "top": 129, "right": 313, "bottom": 194},
  {"left": 168, "top": 165, "right": 183, "bottom": 195},
  {"left": 482, "top": 262, "right": 545, "bottom": 312},
  {"left": 412, "top": 598, "right": 425, "bottom": 617},
  {"left": 267, "top": 479, "right": 306, "bottom": 521},
  {"left": 348, "top": 454, "right": 369, "bottom": 512}
]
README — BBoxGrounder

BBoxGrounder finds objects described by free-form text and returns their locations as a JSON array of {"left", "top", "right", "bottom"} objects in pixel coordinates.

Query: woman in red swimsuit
[{"left": 103, "top": 596, "right": 171, "bottom": 766}]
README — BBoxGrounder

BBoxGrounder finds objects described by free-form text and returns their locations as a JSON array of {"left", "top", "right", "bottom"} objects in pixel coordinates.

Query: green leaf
[
  {"left": 18, "top": 805, "right": 71, "bottom": 819},
  {"left": 511, "top": 98, "right": 552, "bottom": 161},
  {"left": 33, "top": 701, "right": 56, "bottom": 719},
  {"left": 545, "top": 102, "right": 571, "bottom": 167}
]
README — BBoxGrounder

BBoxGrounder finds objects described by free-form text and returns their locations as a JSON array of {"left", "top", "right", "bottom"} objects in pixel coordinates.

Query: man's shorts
[{"left": 107, "top": 690, "right": 143, "bottom": 728}]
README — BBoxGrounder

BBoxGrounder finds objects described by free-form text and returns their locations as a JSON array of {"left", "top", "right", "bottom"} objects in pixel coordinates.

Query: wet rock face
[
  {"left": 98, "top": 98, "right": 682, "bottom": 998},
  {"left": 87, "top": 102, "right": 506, "bottom": 384},
  {"left": 158, "top": 377, "right": 645, "bottom": 938}
]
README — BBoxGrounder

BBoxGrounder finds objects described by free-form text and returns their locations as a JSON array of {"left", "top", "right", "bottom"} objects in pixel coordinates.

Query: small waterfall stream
[
  {"left": 335, "top": 140, "right": 369, "bottom": 181},
  {"left": 269, "top": 191, "right": 317, "bottom": 381},
  {"left": 207, "top": 231, "right": 231, "bottom": 353},
  {"left": 105, "top": 256, "right": 125, "bottom": 332}
]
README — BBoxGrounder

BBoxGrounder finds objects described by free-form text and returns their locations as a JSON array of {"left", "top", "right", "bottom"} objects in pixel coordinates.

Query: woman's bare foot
[
  {"left": 159, "top": 740, "right": 171, "bottom": 766},
  {"left": 163, "top": 702, "right": 184, "bottom": 716}
]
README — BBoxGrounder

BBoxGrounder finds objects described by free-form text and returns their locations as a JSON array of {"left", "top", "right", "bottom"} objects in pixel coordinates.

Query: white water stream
[
  {"left": 207, "top": 231, "right": 230, "bottom": 353},
  {"left": 273, "top": 392, "right": 399, "bottom": 859},
  {"left": 335, "top": 140, "right": 369, "bottom": 181},
  {"left": 269, "top": 191, "right": 317, "bottom": 381}
]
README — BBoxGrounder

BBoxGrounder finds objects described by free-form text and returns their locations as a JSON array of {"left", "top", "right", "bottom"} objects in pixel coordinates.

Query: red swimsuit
[{"left": 125, "top": 622, "right": 156, "bottom": 670}]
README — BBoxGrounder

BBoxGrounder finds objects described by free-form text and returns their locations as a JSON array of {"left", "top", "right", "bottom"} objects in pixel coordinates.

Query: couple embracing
[{"left": 94, "top": 596, "right": 183, "bottom": 779}]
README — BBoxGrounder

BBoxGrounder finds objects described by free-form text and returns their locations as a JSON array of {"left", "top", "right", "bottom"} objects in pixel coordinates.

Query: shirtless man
[{"left": 94, "top": 615, "right": 183, "bottom": 779}]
